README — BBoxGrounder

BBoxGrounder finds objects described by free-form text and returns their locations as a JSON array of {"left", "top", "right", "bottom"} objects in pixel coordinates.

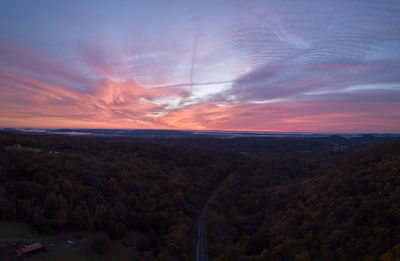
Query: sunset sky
[{"left": 1, "top": 0, "right": 399, "bottom": 132}]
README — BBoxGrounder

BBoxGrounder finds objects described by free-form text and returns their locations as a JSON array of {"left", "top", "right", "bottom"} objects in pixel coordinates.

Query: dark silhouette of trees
[
  {"left": 0, "top": 131, "right": 234, "bottom": 259},
  {"left": 1, "top": 130, "right": 398, "bottom": 260},
  {"left": 207, "top": 139, "right": 400, "bottom": 260}
]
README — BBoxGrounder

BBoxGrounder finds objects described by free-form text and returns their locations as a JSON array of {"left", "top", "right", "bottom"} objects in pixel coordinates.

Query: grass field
[{"left": 0, "top": 222, "right": 139, "bottom": 261}]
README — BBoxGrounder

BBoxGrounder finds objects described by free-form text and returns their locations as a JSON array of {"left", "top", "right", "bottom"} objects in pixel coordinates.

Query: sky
[{"left": 0, "top": 0, "right": 400, "bottom": 132}]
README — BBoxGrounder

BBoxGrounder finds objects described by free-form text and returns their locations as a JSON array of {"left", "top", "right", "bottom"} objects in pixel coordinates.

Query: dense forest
[
  {"left": 0, "top": 130, "right": 399, "bottom": 260},
  {"left": 0, "top": 131, "right": 235, "bottom": 260},
  {"left": 206, "top": 139, "right": 400, "bottom": 261}
]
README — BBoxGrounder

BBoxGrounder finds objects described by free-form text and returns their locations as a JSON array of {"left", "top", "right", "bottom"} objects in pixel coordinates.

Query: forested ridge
[
  {"left": 1, "top": 130, "right": 399, "bottom": 260},
  {"left": 0, "top": 131, "right": 235, "bottom": 260},
  {"left": 206, "top": 139, "right": 400, "bottom": 261}
]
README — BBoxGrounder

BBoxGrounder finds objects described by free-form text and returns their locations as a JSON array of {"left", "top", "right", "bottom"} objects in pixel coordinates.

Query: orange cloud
[{"left": 1, "top": 68, "right": 399, "bottom": 132}]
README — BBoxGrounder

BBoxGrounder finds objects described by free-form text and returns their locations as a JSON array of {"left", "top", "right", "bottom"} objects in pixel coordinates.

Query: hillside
[
  {"left": 1, "top": 130, "right": 399, "bottom": 260},
  {"left": 0, "top": 131, "right": 235, "bottom": 260},
  {"left": 207, "top": 140, "right": 400, "bottom": 261}
]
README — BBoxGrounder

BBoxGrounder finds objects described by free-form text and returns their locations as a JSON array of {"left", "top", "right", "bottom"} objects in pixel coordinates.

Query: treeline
[
  {"left": 0, "top": 131, "right": 235, "bottom": 260},
  {"left": 206, "top": 139, "right": 400, "bottom": 260},
  {"left": 154, "top": 135, "right": 398, "bottom": 155}
]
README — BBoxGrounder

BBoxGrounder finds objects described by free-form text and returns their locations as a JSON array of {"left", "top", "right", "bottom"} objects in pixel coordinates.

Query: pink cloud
[
  {"left": 157, "top": 102, "right": 400, "bottom": 132},
  {"left": 1, "top": 60, "right": 399, "bottom": 132}
]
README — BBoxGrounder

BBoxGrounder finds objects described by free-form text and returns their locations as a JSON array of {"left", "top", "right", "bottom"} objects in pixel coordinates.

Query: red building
[{"left": 16, "top": 243, "right": 44, "bottom": 255}]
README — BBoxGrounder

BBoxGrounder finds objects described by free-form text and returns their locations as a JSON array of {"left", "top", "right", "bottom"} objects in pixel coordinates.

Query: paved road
[
  {"left": 195, "top": 186, "right": 220, "bottom": 261},
  {"left": 196, "top": 173, "right": 236, "bottom": 261}
]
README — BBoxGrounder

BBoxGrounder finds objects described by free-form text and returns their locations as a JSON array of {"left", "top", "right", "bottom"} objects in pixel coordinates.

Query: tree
[{"left": 295, "top": 250, "right": 311, "bottom": 261}]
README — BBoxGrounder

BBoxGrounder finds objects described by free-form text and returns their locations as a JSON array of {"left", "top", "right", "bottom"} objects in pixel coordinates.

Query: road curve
[
  {"left": 196, "top": 186, "right": 220, "bottom": 261},
  {"left": 196, "top": 173, "right": 236, "bottom": 261}
]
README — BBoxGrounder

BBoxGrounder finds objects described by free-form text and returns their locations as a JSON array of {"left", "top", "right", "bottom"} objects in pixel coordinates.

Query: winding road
[{"left": 196, "top": 173, "right": 236, "bottom": 261}]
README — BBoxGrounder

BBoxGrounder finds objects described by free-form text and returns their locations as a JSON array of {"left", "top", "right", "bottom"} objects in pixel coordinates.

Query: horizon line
[{"left": 1, "top": 127, "right": 400, "bottom": 135}]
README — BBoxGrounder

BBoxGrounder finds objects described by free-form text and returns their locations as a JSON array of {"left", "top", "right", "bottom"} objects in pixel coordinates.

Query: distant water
[{"left": 2, "top": 128, "right": 399, "bottom": 139}]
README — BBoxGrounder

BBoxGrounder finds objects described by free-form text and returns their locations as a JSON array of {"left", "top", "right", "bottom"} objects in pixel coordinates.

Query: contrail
[
  {"left": 190, "top": 34, "right": 198, "bottom": 94},
  {"left": 149, "top": 80, "right": 234, "bottom": 89}
]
